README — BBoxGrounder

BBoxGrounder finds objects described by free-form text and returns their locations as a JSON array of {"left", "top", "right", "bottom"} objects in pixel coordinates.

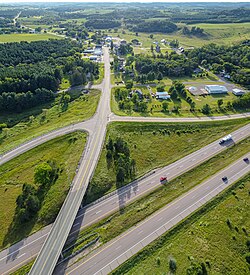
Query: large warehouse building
[{"left": 205, "top": 85, "right": 228, "bottom": 94}]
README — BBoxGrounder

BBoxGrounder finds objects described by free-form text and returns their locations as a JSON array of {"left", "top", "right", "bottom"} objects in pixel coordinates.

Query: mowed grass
[
  {"left": 113, "top": 172, "right": 250, "bottom": 275},
  {"left": 0, "top": 89, "right": 100, "bottom": 154},
  {"left": 0, "top": 33, "right": 62, "bottom": 43},
  {"left": 111, "top": 87, "right": 247, "bottom": 118},
  {"left": 0, "top": 131, "right": 87, "bottom": 249},
  {"left": 85, "top": 119, "right": 250, "bottom": 203}
]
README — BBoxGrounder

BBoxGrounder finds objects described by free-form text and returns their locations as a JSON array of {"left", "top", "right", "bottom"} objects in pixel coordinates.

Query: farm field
[
  {"left": 113, "top": 172, "right": 250, "bottom": 275},
  {"left": 0, "top": 131, "right": 87, "bottom": 249},
  {"left": 86, "top": 119, "right": 249, "bottom": 203},
  {"left": 0, "top": 89, "right": 100, "bottom": 154},
  {"left": 0, "top": 33, "right": 62, "bottom": 43},
  {"left": 108, "top": 22, "right": 250, "bottom": 48}
]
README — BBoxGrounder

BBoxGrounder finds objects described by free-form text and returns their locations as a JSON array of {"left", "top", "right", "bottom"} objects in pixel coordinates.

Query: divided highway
[
  {"left": 0, "top": 123, "right": 249, "bottom": 275},
  {"left": 65, "top": 153, "right": 250, "bottom": 275},
  {"left": 0, "top": 47, "right": 249, "bottom": 274}
]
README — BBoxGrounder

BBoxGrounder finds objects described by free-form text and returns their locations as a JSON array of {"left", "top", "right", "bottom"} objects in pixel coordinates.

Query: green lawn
[
  {"left": 0, "top": 131, "right": 87, "bottom": 249},
  {"left": 85, "top": 119, "right": 249, "bottom": 203},
  {"left": 111, "top": 86, "right": 247, "bottom": 118},
  {"left": 0, "top": 33, "right": 62, "bottom": 43},
  {"left": 113, "top": 172, "right": 250, "bottom": 275},
  {"left": 0, "top": 89, "right": 100, "bottom": 154}
]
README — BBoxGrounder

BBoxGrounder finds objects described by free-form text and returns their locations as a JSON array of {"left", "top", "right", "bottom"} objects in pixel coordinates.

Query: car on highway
[
  {"left": 243, "top": 157, "right": 249, "bottom": 163},
  {"left": 219, "top": 134, "right": 232, "bottom": 145},
  {"left": 222, "top": 176, "right": 228, "bottom": 182},
  {"left": 160, "top": 176, "right": 167, "bottom": 184}
]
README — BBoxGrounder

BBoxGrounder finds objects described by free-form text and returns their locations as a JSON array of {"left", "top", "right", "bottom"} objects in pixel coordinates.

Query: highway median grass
[
  {"left": 65, "top": 136, "right": 250, "bottom": 268},
  {"left": 86, "top": 119, "right": 250, "bottom": 204},
  {"left": 0, "top": 89, "right": 100, "bottom": 155},
  {"left": 112, "top": 173, "right": 250, "bottom": 275},
  {"left": 0, "top": 131, "right": 87, "bottom": 250}
]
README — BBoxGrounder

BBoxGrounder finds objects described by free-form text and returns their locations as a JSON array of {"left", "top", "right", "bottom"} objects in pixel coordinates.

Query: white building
[
  {"left": 232, "top": 88, "right": 245, "bottom": 96},
  {"left": 156, "top": 92, "right": 171, "bottom": 100},
  {"left": 205, "top": 85, "right": 228, "bottom": 94}
]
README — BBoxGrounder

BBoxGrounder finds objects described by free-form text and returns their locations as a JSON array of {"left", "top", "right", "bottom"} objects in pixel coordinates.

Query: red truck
[{"left": 160, "top": 176, "right": 167, "bottom": 184}]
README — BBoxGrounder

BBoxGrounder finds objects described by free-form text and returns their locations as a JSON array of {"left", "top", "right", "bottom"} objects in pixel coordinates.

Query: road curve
[
  {"left": 1, "top": 122, "right": 249, "bottom": 275},
  {"left": 65, "top": 153, "right": 250, "bottom": 275},
  {"left": 28, "top": 47, "right": 111, "bottom": 275}
]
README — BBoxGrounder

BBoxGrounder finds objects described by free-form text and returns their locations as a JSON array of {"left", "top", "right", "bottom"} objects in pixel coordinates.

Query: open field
[
  {"left": 113, "top": 172, "right": 250, "bottom": 275},
  {"left": 0, "top": 131, "right": 87, "bottom": 249},
  {"left": 0, "top": 33, "right": 62, "bottom": 43},
  {"left": 86, "top": 119, "right": 249, "bottom": 203},
  {"left": 0, "top": 89, "right": 100, "bottom": 154},
  {"left": 108, "top": 22, "right": 250, "bottom": 48}
]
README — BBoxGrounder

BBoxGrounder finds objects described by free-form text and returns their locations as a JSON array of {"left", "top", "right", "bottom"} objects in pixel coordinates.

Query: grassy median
[
  {"left": 0, "top": 131, "right": 87, "bottom": 250},
  {"left": 87, "top": 119, "right": 250, "bottom": 203},
  {"left": 112, "top": 173, "right": 250, "bottom": 275}
]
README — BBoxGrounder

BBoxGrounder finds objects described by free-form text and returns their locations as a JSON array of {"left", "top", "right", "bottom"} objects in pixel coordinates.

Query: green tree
[
  {"left": 202, "top": 104, "right": 212, "bottom": 115},
  {"left": 162, "top": 101, "right": 169, "bottom": 112},
  {"left": 217, "top": 99, "right": 223, "bottom": 109},
  {"left": 169, "top": 257, "right": 177, "bottom": 273},
  {"left": 34, "top": 162, "right": 53, "bottom": 186},
  {"left": 116, "top": 167, "right": 125, "bottom": 183}
]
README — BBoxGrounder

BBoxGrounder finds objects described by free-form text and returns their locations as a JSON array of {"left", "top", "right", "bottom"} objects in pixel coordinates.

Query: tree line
[{"left": 129, "top": 20, "right": 177, "bottom": 34}]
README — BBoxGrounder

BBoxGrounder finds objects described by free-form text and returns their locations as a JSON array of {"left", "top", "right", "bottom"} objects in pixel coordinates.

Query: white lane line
[
  {"left": 158, "top": 217, "right": 163, "bottom": 222},
  {"left": 115, "top": 246, "right": 121, "bottom": 251},
  {"left": 73, "top": 223, "right": 80, "bottom": 228},
  {"left": 17, "top": 253, "right": 25, "bottom": 259},
  {"left": 95, "top": 210, "right": 102, "bottom": 215},
  {"left": 0, "top": 234, "right": 48, "bottom": 262},
  {"left": 138, "top": 230, "right": 143, "bottom": 235}
]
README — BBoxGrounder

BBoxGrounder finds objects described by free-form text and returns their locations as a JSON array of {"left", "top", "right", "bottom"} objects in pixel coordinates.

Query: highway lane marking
[
  {"left": 67, "top": 156, "right": 250, "bottom": 275},
  {"left": 95, "top": 210, "right": 102, "bottom": 215},
  {"left": 91, "top": 165, "right": 250, "bottom": 275},
  {"left": 72, "top": 223, "right": 80, "bottom": 228},
  {"left": 3, "top": 130, "right": 250, "bottom": 270},
  {"left": 36, "top": 52, "right": 109, "bottom": 274},
  {"left": 16, "top": 253, "right": 25, "bottom": 259},
  {"left": 0, "top": 234, "right": 48, "bottom": 262}
]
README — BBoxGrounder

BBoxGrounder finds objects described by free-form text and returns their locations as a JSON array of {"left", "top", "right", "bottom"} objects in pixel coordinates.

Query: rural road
[
  {"left": 64, "top": 153, "right": 250, "bottom": 275},
  {"left": 0, "top": 123, "right": 249, "bottom": 275},
  {"left": 0, "top": 47, "right": 249, "bottom": 274}
]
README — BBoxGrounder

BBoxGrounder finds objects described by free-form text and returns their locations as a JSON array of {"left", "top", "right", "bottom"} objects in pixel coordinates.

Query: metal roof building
[{"left": 205, "top": 85, "right": 228, "bottom": 94}]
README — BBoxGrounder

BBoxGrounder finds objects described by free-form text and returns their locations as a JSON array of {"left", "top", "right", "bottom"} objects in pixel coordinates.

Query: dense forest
[
  {"left": 85, "top": 19, "right": 121, "bottom": 30},
  {"left": 134, "top": 53, "right": 198, "bottom": 81},
  {"left": 187, "top": 40, "right": 250, "bottom": 87},
  {"left": 129, "top": 20, "right": 178, "bottom": 34},
  {"left": 0, "top": 39, "right": 99, "bottom": 113}
]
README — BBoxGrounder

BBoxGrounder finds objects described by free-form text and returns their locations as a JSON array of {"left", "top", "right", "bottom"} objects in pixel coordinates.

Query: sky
[{"left": 1, "top": 0, "right": 250, "bottom": 3}]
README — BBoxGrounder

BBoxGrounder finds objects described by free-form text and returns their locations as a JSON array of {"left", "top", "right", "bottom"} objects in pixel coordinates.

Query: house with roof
[
  {"left": 205, "top": 85, "right": 228, "bottom": 94},
  {"left": 232, "top": 88, "right": 245, "bottom": 96},
  {"left": 129, "top": 89, "right": 143, "bottom": 99},
  {"left": 156, "top": 91, "right": 171, "bottom": 100}
]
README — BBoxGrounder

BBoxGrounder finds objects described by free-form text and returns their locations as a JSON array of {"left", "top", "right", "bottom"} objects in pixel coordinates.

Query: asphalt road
[
  {"left": 64, "top": 153, "right": 250, "bottom": 275},
  {"left": 28, "top": 47, "right": 111, "bottom": 275},
  {"left": 1, "top": 123, "right": 249, "bottom": 275},
  {"left": 0, "top": 46, "right": 249, "bottom": 274}
]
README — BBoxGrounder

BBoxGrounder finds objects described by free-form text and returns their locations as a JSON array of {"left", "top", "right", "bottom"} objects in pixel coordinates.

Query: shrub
[{"left": 169, "top": 257, "right": 177, "bottom": 273}]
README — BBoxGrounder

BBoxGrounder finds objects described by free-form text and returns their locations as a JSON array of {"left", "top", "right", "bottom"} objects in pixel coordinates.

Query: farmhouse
[
  {"left": 232, "top": 88, "right": 245, "bottom": 96},
  {"left": 156, "top": 91, "right": 171, "bottom": 100},
  {"left": 205, "top": 85, "right": 228, "bottom": 94},
  {"left": 129, "top": 89, "right": 143, "bottom": 99}
]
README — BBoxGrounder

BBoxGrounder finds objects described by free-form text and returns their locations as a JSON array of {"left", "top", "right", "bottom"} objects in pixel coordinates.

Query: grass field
[
  {"left": 113, "top": 172, "right": 250, "bottom": 275},
  {"left": 0, "top": 89, "right": 100, "bottom": 154},
  {"left": 108, "top": 22, "right": 250, "bottom": 48},
  {"left": 111, "top": 86, "right": 247, "bottom": 118},
  {"left": 0, "top": 131, "right": 87, "bottom": 249},
  {"left": 0, "top": 33, "right": 62, "bottom": 43},
  {"left": 85, "top": 119, "right": 249, "bottom": 203}
]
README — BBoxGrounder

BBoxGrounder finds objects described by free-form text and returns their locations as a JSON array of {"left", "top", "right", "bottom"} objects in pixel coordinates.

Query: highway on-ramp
[
  {"left": 64, "top": 153, "right": 250, "bottom": 275},
  {"left": 1, "top": 123, "right": 249, "bottom": 275}
]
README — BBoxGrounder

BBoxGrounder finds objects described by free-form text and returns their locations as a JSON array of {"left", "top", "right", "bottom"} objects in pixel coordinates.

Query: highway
[
  {"left": 0, "top": 123, "right": 249, "bottom": 274},
  {"left": 64, "top": 153, "right": 250, "bottom": 275},
  {"left": 28, "top": 47, "right": 111, "bottom": 275},
  {"left": 0, "top": 46, "right": 249, "bottom": 274}
]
